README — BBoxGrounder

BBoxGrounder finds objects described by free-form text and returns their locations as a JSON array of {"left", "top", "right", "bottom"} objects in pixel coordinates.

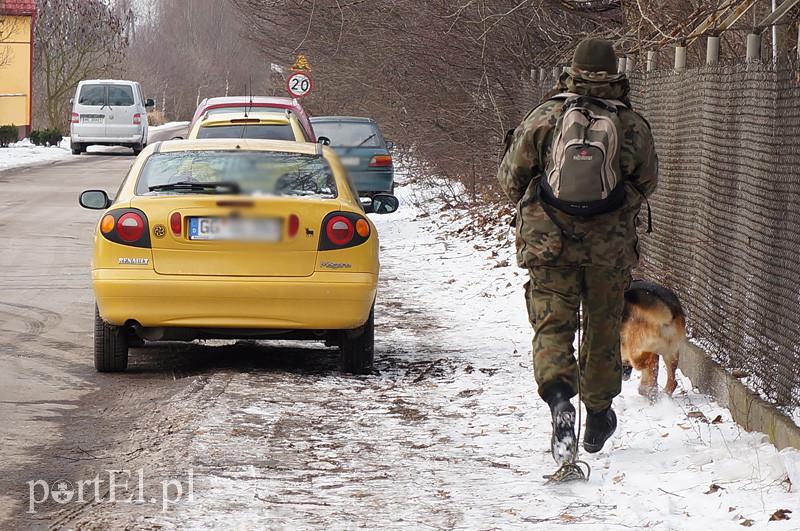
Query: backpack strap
[{"left": 535, "top": 180, "right": 583, "bottom": 242}]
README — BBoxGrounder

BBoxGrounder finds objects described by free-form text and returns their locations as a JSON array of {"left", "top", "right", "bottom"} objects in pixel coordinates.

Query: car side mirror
[
  {"left": 69, "top": 97, "right": 74, "bottom": 105},
  {"left": 318, "top": 136, "right": 331, "bottom": 146},
  {"left": 145, "top": 98, "right": 155, "bottom": 108},
  {"left": 385, "top": 140, "right": 395, "bottom": 150},
  {"left": 370, "top": 193, "right": 399, "bottom": 215},
  {"left": 79, "top": 190, "right": 111, "bottom": 210}
]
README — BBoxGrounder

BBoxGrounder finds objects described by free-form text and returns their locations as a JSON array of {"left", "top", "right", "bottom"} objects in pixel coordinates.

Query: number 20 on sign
[{"left": 287, "top": 72, "right": 313, "bottom": 98}]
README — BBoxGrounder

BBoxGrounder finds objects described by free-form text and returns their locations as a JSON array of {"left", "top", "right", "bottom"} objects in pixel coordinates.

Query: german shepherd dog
[{"left": 620, "top": 280, "right": 688, "bottom": 398}]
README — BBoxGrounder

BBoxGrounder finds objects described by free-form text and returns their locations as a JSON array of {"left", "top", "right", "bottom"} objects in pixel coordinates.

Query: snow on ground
[
  {"left": 143, "top": 182, "right": 799, "bottom": 530},
  {"left": 0, "top": 138, "right": 71, "bottom": 171}
]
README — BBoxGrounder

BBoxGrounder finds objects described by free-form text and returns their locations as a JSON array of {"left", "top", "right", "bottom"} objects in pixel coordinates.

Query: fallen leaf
[
  {"left": 688, "top": 410, "right": 708, "bottom": 422},
  {"left": 612, "top": 473, "right": 625, "bottom": 484},
  {"left": 740, "top": 519, "right": 753, "bottom": 527},
  {"left": 661, "top": 433, "right": 670, "bottom": 438},
  {"left": 705, "top": 483, "right": 724, "bottom": 494},
  {"left": 677, "top": 423, "right": 692, "bottom": 430},
  {"left": 731, "top": 369, "right": 748, "bottom": 379},
  {"left": 769, "top": 509, "right": 792, "bottom": 521},
  {"left": 729, "top": 507, "right": 737, "bottom": 512},
  {"left": 711, "top": 415, "right": 723, "bottom": 424},
  {"left": 559, "top": 513, "right": 577, "bottom": 522}
]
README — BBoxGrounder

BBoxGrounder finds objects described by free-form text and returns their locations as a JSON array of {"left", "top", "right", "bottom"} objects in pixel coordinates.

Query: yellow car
[
  {"left": 188, "top": 111, "right": 309, "bottom": 142},
  {"left": 79, "top": 139, "right": 399, "bottom": 374}
]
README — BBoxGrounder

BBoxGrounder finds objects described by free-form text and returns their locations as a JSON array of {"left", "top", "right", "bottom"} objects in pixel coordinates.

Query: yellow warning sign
[{"left": 292, "top": 54, "right": 311, "bottom": 72}]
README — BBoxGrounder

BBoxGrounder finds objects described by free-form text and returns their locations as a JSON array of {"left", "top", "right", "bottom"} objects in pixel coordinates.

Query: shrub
[
  {"left": 29, "top": 128, "right": 63, "bottom": 146},
  {"left": 0, "top": 125, "right": 19, "bottom": 147}
]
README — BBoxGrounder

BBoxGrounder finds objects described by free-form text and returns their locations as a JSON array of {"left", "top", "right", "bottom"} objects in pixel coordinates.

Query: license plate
[
  {"left": 340, "top": 157, "right": 359, "bottom": 167},
  {"left": 188, "top": 217, "right": 282, "bottom": 241},
  {"left": 81, "top": 116, "right": 104, "bottom": 124}
]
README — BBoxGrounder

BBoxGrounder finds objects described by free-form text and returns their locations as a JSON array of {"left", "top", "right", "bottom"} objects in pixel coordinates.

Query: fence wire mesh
[{"left": 527, "top": 64, "right": 800, "bottom": 412}]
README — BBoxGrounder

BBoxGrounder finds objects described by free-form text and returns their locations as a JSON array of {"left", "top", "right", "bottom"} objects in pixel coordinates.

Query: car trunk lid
[{"left": 131, "top": 195, "right": 337, "bottom": 277}]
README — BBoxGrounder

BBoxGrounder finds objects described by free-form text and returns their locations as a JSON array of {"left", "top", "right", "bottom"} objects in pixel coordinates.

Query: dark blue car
[{"left": 310, "top": 117, "right": 394, "bottom": 196}]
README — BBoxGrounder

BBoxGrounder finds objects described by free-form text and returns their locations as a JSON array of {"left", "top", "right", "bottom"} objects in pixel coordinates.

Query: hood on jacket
[{"left": 555, "top": 67, "right": 631, "bottom": 104}]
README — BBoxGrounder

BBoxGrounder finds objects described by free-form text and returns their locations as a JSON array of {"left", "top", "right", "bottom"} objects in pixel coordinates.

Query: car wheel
[
  {"left": 340, "top": 305, "right": 374, "bottom": 374},
  {"left": 94, "top": 305, "right": 128, "bottom": 372},
  {"left": 71, "top": 143, "right": 83, "bottom": 155},
  {"left": 132, "top": 143, "right": 144, "bottom": 155}
]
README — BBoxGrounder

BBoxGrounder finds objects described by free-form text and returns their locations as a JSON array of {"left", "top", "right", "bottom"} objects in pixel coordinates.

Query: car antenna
[{"left": 245, "top": 76, "right": 253, "bottom": 119}]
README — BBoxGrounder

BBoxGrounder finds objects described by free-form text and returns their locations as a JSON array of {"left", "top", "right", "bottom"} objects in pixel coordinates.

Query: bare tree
[{"left": 34, "top": 0, "right": 129, "bottom": 130}]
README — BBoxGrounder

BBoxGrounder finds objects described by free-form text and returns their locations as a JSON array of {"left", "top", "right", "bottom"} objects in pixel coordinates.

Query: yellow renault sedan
[{"left": 79, "top": 139, "right": 399, "bottom": 374}]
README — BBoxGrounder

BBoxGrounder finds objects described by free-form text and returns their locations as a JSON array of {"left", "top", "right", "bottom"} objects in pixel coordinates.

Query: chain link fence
[{"left": 527, "top": 63, "right": 800, "bottom": 413}]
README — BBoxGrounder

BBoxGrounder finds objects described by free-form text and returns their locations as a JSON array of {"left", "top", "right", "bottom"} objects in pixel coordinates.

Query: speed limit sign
[{"left": 286, "top": 72, "right": 313, "bottom": 98}]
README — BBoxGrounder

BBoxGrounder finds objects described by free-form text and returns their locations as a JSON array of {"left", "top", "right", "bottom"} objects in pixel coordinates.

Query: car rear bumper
[
  {"left": 348, "top": 169, "right": 394, "bottom": 194},
  {"left": 70, "top": 131, "right": 145, "bottom": 145},
  {"left": 93, "top": 269, "right": 377, "bottom": 330}
]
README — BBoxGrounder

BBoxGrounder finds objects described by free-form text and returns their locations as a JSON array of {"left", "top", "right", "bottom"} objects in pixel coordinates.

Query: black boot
[
  {"left": 545, "top": 386, "right": 576, "bottom": 465},
  {"left": 583, "top": 406, "right": 617, "bottom": 453}
]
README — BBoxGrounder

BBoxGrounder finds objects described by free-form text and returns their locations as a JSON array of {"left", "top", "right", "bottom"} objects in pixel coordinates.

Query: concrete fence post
[
  {"left": 539, "top": 67, "right": 546, "bottom": 81},
  {"left": 674, "top": 46, "right": 687, "bottom": 72},
  {"left": 625, "top": 56, "right": 636, "bottom": 73},
  {"left": 618, "top": 57, "right": 626, "bottom": 73},
  {"left": 706, "top": 36, "right": 720, "bottom": 65},
  {"left": 746, "top": 32, "right": 761, "bottom": 62},
  {"left": 646, "top": 50, "right": 656, "bottom": 72},
  {"left": 552, "top": 66, "right": 560, "bottom": 78}
]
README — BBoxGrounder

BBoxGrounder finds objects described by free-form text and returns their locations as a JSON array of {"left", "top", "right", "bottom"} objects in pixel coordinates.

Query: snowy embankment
[
  {"left": 373, "top": 182, "right": 800, "bottom": 529},
  {"left": 0, "top": 138, "right": 71, "bottom": 171}
]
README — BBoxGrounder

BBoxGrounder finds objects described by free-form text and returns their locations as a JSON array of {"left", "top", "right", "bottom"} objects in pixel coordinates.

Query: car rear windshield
[
  {"left": 107, "top": 85, "right": 135, "bottom": 106},
  {"left": 197, "top": 124, "right": 295, "bottom": 141},
  {"left": 311, "top": 121, "right": 382, "bottom": 148},
  {"left": 78, "top": 84, "right": 106, "bottom": 106},
  {"left": 136, "top": 151, "right": 337, "bottom": 198}
]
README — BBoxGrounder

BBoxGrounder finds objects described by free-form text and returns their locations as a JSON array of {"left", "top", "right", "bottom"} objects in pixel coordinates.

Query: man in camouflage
[{"left": 497, "top": 37, "right": 658, "bottom": 462}]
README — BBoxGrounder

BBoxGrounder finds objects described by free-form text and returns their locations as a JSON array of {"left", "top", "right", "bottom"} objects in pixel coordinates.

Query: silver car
[{"left": 70, "top": 79, "right": 154, "bottom": 155}]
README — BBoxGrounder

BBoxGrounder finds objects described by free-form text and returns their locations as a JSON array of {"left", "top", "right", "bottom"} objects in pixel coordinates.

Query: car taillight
[
  {"left": 117, "top": 212, "right": 145, "bottom": 242},
  {"left": 326, "top": 216, "right": 354, "bottom": 246},
  {"left": 288, "top": 214, "right": 300, "bottom": 238},
  {"left": 369, "top": 155, "right": 392, "bottom": 167},
  {"left": 133, "top": 113, "right": 141, "bottom": 125},
  {"left": 71, "top": 112, "right": 79, "bottom": 124},
  {"left": 170, "top": 212, "right": 182, "bottom": 235},
  {"left": 319, "top": 212, "right": 370, "bottom": 251}
]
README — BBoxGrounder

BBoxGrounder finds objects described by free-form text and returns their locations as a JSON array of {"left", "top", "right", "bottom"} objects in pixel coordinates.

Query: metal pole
[
  {"left": 772, "top": 0, "right": 778, "bottom": 63},
  {"left": 746, "top": 32, "right": 761, "bottom": 62},
  {"left": 706, "top": 36, "right": 721, "bottom": 65},
  {"left": 625, "top": 56, "right": 636, "bottom": 73},
  {"left": 647, "top": 50, "right": 656, "bottom": 72},
  {"left": 674, "top": 46, "right": 687, "bottom": 72}
]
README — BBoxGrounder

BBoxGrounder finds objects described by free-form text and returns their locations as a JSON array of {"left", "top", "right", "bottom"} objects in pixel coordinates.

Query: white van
[{"left": 70, "top": 80, "right": 154, "bottom": 155}]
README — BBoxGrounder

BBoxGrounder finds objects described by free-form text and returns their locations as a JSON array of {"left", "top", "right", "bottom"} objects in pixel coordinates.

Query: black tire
[
  {"left": 340, "top": 306, "right": 375, "bottom": 374},
  {"left": 71, "top": 143, "right": 83, "bottom": 155},
  {"left": 132, "top": 143, "right": 144, "bottom": 155},
  {"left": 94, "top": 306, "right": 128, "bottom": 372}
]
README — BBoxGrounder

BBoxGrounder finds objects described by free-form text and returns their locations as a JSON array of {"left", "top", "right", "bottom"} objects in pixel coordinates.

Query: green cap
[{"left": 572, "top": 37, "right": 618, "bottom": 74}]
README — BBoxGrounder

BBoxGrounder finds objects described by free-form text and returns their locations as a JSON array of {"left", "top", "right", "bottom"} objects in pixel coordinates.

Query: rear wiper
[
  {"left": 148, "top": 181, "right": 241, "bottom": 194},
  {"left": 344, "top": 134, "right": 376, "bottom": 153}
]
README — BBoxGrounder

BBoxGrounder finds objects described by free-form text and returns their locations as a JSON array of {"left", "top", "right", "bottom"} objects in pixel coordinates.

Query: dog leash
[{"left": 543, "top": 305, "right": 591, "bottom": 484}]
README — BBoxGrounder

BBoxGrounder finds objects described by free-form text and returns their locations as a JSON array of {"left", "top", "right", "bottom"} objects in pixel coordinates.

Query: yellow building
[{"left": 0, "top": 0, "right": 35, "bottom": 138}]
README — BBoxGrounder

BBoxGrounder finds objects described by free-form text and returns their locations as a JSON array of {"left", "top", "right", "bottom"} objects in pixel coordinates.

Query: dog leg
[
  {"left": 637, "top": 352, "right": 659, "bottom": 400},
  {"left": 664, "top": 354, "right": 679, "bottom": 395}
]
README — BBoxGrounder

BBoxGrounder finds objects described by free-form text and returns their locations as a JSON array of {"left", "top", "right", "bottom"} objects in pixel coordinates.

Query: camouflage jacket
[{"left": 497, "top": 70, "right": 658, "bottom": 269}]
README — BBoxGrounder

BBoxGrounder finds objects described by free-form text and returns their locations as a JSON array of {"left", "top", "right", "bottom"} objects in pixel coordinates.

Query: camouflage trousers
[{"left": 526, "top": 265, "right": 631, "bottom": 412}]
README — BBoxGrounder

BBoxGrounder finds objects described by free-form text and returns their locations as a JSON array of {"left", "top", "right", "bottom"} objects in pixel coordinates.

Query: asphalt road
[
  {"left": 0, "top": 153, "right": 478, "bottom": 530},
  {"left": 0, "top": 152, "right": 141, "bottom": 527}
]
